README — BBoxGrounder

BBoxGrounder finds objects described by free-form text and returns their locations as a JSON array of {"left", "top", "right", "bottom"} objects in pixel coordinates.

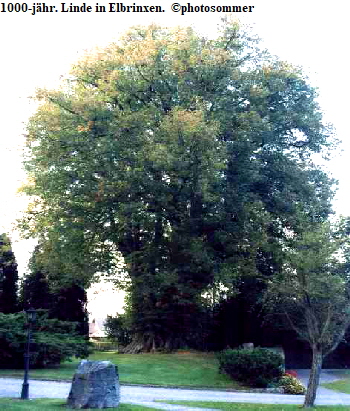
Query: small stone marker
[
  {"left": 242, "top": 342, "right": 254, "bottom": 349},
  {"left": 67, "top": 360, "right": 120, "bottom": 409}
]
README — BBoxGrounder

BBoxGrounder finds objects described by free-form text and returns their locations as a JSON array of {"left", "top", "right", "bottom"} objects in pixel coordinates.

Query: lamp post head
[{"left": 26, "top": 308, "right": 37, "bottom": 323}]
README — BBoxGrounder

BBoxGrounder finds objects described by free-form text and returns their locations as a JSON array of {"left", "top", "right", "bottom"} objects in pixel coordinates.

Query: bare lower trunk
[
  {"left": 120, "top": 334, "right": 176, "bottom": 354},
  {"left": 303, "top": 346, "right": 323, "bottom": 408},
  {"left": 120, "top": 337, "right": 144, "bottom": 354}
]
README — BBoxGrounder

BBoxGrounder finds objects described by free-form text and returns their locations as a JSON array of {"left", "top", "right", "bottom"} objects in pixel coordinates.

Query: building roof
[{"left": 89, "top": 317, "right": 106, "bottom": 338}]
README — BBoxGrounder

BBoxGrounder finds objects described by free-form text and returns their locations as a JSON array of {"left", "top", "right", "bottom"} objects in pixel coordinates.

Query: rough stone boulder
[{"left": 67, "top": 360, "right": 120, "bottom": 409}]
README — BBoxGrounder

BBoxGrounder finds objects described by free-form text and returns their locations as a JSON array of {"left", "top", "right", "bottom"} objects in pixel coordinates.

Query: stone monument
[{"left": 67, "top": 360, "right": 120, "bottom": 409}]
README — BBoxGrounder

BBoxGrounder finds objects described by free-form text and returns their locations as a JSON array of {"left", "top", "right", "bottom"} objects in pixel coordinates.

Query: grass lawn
[
  {"left": 3, "top": 402, "right": 350, "bottom": 411},
  {"left": 322, "top": 378, "right": 350, "bottom": 394},
  {"left": 0, "top": 399, "right": 156, "bottom": 410},
  {"left": 0, "top": 351, "right": 243, "bottom": 389},
  {"left": 158, "top": 401, "right": 350, "bottom": 410}
]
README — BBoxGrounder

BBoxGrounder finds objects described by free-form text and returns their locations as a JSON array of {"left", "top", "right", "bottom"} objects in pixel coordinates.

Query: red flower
[{"left": 285, "top": 370, "right": 298, "bottom": 378}]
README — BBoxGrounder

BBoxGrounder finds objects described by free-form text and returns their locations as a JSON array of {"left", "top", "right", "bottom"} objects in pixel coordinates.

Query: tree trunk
[
  {"left": 120, "top": 334, "right": 165, "bottom": 354},
  {"left": 120, "top": 336, "right": 145, "bottom": 354},
  {"left": 303, "top": 346, "right": 323, "bottom": 408},
  {"left": 120, "top": 332, "right": 183, "bottom": 353}
]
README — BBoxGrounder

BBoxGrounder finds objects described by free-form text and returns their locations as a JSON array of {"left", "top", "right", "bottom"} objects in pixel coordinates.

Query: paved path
[
  {"left": 1, "top": 370, "right": 350, "bottom": 410},
  {"left": 296, "top": 369, "right": 350, "bottom": 405}
]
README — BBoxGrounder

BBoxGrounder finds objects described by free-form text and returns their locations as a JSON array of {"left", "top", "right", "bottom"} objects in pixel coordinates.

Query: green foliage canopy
[
  {"left": 0, "top": 233, "right": 19, "bottom": 313},
  {"left": 267, "top": 219, "right": 350, "bottom": 356},
  {"left": 20, "top": 245, "right": 89, "bottom": 336},
  {"left": 19, "top": 21, "right": 337, "bottom": 349},
  {"left": 265, "top": 219, "right": 350, "bottom": 407}
]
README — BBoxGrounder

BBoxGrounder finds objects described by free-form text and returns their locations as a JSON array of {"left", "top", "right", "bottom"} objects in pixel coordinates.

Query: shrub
[
  {"left": 217, "top": 348, "right": 284, "bottom": 387},
  {"left": 104, "top": 314, "right": 132, "bottom": 347},
  {"left": 279, "top": 374, "right": 306, "bottom": 394},
  {"left": 0, "top": 310, "right": 92, "bottom": 368}
]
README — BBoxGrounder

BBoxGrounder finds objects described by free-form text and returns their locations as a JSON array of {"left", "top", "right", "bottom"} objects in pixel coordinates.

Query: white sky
[{"left": 1, "top": 1, "right": 349, "bottom": 315}]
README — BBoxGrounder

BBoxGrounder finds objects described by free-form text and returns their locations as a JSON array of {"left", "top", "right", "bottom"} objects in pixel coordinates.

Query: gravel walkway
[{"left": 1, "top": 370, "right": 350, "bottom": 410}]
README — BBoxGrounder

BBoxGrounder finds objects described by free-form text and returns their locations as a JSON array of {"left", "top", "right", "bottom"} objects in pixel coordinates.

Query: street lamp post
[{"left": 21, "top": 308, "right": 37, "bottom": 400}]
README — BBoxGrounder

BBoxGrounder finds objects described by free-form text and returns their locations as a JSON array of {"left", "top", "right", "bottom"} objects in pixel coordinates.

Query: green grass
[
  {"left": 0, "top": 363, "right": 77, "bottom": 381},
  {"left": 2, "top": 400, "right": 349, "bottom": 411},
  {"left": 0, "top": 351, "right": 243, "bottom": 389},
  {"left": 0, "top": 399, "right": 157, "bottom": 410},
  {"left": 4, "top": 401, "right": 350, "bottom": 411},
  {"left": 322, "top": 378, "right": 350, "bottom": 394},
  {"left": 157, "top": 401, "right": 350, "bottom": 410}
]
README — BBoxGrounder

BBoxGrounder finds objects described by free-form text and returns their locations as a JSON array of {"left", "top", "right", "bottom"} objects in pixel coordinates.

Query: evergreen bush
[
  {"left": 218, "top": 348, "right": 284, "bottom": 387},
  {"left": 0, "top": 311, "right": 92, "bottom": 368},
  {"left": 0, "top": 233, "right": 19, "bottom": 313}
]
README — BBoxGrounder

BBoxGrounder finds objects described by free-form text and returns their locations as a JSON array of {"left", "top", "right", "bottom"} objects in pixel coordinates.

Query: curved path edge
[{"left": 1, "top": 371, "right": 350, "bottom": 410}]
